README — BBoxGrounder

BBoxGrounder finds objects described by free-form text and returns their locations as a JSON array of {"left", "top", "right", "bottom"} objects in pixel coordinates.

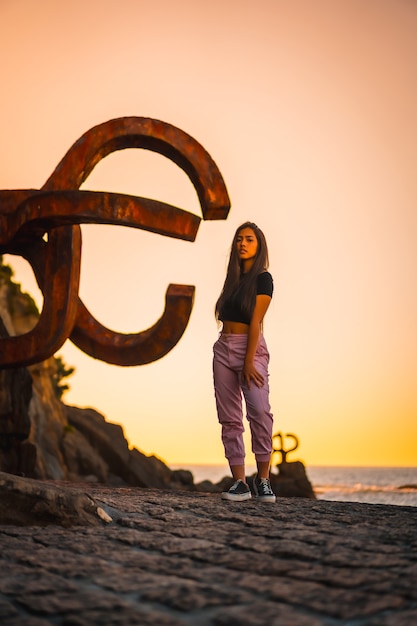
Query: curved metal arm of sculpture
[
  {"left": 0, "top": 226, "right": 81, "bottom": 367},
  {"left": 70, "top": 284, "right": 195, "bottom": 366},
  {"left": 0, "top": 191, "right": 199, "bottom": 366},
  {"left": 272, "top": 432, "right": 300, "bottom": 464},
  {"left": 43, "top": 117, "right": 230, "bottom": 221},
  {"left": 45, "top": 117, "right": 229, "bottom": 364},
  {"left": 0, "top": 117, "right": 231, "bottom": 368},
  {"left": 0, "top": 190, "right": 200, "bottom": 248}
]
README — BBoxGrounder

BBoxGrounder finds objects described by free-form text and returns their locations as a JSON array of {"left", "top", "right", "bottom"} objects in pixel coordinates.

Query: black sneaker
[
  {"left": 253, "top": 475, "right": 276, "bottom": 503},
  {"left": 221, "top": 479, "right": 252, "bottom": 502}
]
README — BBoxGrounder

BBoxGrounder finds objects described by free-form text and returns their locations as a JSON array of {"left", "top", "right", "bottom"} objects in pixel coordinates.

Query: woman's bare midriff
[{"left": 221, "top": 321, "right": 249, "bottom": 334}]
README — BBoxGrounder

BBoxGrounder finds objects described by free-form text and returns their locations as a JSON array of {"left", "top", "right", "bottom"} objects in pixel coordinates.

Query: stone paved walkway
[{"left": 0, "top": 485, "right": 416, "bottom": 625}]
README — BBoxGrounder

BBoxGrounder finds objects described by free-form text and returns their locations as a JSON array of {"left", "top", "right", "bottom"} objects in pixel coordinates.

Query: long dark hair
[{"left": 215, "top": 222, "right": 269, "bottom": 323}]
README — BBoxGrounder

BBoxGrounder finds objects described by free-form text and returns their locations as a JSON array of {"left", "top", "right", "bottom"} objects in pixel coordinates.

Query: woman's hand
[{"left": 242, "top": 361, "right": 264, "bottom": 388}]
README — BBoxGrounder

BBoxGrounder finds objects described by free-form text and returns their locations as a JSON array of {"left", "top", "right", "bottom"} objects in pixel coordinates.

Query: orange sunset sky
[{"left": 0, "top": 0, "right": 416, "bottom": 469}]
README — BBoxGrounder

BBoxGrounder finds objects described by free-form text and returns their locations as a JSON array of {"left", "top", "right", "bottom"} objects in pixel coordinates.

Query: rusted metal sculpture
[
  {"left": 272, "top": 432, "right": 299, "bottom": 464},
  {"left": 0, "top": 117, "right": 230, "bottom": 368},
  {"left": 270, "top": 431, "right": 316, "bottom": 498}
]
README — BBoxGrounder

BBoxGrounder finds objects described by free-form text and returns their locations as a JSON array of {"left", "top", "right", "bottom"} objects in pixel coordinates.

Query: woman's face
[{"left": 236, "top": 227, "right": 258, "bottom": 264}]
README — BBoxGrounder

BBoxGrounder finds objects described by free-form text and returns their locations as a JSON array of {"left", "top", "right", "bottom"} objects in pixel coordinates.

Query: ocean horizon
[{"left": 170, "top": 464, "right": 417, "bottom": 508}]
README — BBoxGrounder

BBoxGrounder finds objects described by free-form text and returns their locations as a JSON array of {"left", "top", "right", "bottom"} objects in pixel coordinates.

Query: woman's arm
[{"left": 242, "top": 294, "right": 271, "bottom": 388}]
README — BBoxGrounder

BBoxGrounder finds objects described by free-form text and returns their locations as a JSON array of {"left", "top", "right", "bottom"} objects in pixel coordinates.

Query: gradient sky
[{"left": 1, "top": 0, "right": 416, "bottom": 468}]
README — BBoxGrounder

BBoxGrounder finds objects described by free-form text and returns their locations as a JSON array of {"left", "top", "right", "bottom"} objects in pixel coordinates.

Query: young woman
[{"left": 213, "top": 222, "right": 276, "bottom": 502}]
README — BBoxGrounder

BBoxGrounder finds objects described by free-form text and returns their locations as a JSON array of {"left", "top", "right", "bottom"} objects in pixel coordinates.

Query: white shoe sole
[
  {"left": 221, "top": 491, "right": 252, "bottom": 502},
  {"left": 255, "top": 495, "right": 276, "bottom": 503}
]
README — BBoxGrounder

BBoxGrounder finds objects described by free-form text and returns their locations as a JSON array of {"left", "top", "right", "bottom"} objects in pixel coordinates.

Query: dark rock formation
[
  {"left": 270, "top": 460, "right": 316, "bottom": 498},
  {"left": 0, "top": 317, "right": 37, "bottom": 477},
  {"left": 65, "top": 405, "right": 189, "bottom": 489},
  {"left": 0, "top": 471, "right": 111, "bottom": 526}
]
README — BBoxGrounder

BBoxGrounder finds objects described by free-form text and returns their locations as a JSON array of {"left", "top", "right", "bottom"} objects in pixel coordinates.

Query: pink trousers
[{"left": 213, "top": 333, "right": 274, "bottom": 466}]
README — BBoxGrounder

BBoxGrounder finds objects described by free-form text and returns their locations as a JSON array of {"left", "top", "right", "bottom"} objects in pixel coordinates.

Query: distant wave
[{"left": 314, "top": 483, "right": 417, "bottom": 494}]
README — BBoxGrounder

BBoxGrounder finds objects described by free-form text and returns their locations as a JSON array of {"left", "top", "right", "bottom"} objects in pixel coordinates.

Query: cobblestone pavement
[{"left": 0, "top": 485, "right": 416, "bottom": 625}]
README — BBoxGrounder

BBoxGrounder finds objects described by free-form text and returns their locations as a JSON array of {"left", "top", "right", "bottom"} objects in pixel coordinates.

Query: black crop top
[{"left": 219, "top": 271, "right": 273, "bottom": 325}]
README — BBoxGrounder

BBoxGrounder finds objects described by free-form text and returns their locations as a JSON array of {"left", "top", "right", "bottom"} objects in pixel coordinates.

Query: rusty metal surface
[
  {"left": 0, "top": 117, "right": 230, "bottom": 368},
  {"left": 0, "top": 227, "right": 81, "bottom": 367}
]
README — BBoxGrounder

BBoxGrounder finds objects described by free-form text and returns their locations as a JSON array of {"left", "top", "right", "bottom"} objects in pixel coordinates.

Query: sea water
[
  {"left": 307, "top": 466, "right": 417, "bottom": 507},
  {"left": 171, "top": 464, "right": 417, "bottom": 507}
]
